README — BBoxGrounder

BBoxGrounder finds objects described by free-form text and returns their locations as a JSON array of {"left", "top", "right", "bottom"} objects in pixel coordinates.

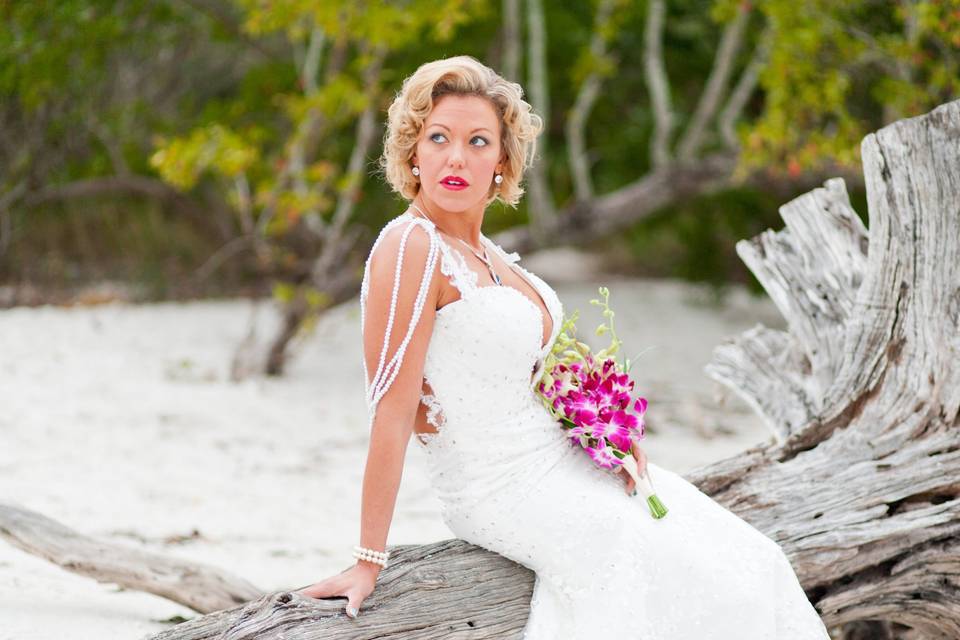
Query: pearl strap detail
[
  {"left": 359, "top": 213, "right": 440, "bottom": 432},
  {"left": 353, "top": 545, "right": 390, "bottom": 567}
]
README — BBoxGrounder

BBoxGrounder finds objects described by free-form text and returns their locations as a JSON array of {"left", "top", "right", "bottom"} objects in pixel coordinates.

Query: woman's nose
[{"left": 447, "top": 142, "right": 465, "bottom": 168}]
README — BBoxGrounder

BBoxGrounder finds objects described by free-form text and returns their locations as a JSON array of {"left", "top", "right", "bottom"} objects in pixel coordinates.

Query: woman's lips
[{"left": 440, "top": 176, "right": 469, "bottom": 191}]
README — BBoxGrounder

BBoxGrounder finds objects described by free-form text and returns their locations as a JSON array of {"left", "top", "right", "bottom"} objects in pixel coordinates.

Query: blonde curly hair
[{"left": 379, "top": 55, "right": 544, "bottom": 208}]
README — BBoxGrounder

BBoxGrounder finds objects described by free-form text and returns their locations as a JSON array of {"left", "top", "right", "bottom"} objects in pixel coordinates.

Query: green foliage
[
  {"left": 150, "top": 125, "right": 259, "bottom": 190},
  {"left": 3, "top": 0, "right": 957, "bottom": 301},
  {"left": 235, "top": 0, "right": 479, "bottom": 48},
  {"left": 150, "top": 0, "right": 488, "bottom": 232},
  {"left": 743, "top": 0, "right": 960, "bottom": 176}
]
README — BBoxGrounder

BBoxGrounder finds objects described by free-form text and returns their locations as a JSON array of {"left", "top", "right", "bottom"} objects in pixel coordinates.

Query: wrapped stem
[{"left": 621, "top": 454, "right": 669, "bottom": 519}]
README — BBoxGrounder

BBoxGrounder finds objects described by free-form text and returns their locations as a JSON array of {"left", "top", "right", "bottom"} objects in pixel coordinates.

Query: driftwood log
[
  {"left": 0, "top": 502, "right": 261, "bottom": 613},
  {"left": 689, "top": 96, "right": 960, "bottom": 637},
  {"left": 2, "top": 99, "right": 957, "bottom": 638}
]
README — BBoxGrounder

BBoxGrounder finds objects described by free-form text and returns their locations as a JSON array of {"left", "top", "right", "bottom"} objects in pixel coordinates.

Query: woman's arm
[
  {"left": 300, "top": 219, "right": 440, "bottom": 617},
  {"left": 357, "top": 219, "right": 440, "bottom": 565}
]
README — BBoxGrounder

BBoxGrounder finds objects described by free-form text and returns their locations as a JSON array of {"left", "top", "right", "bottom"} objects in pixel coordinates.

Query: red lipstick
[{"left": 440, "top": 175, "right": 470, "bottom": 190}]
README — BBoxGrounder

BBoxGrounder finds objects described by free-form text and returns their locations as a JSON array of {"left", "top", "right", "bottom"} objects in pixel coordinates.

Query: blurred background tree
[{"left": 1, "top": 0, "right": 957, "bottom": 370}]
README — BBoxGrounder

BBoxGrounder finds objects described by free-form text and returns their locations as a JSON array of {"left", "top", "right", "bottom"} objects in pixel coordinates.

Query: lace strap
[
  {"left": 433, "top": 232, "right": 480, "bottom": 297},
  {"left": 359, "top": 213, "right": 440, "bottom": 431}
]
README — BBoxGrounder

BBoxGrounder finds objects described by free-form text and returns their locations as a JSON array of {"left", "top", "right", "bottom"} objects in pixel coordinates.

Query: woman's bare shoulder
[{"left": 368, "top": 214, "right": 439, "bottom": 267}]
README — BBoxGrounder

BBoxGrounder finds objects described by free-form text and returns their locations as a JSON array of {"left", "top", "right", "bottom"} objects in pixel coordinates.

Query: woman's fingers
[
  {"left": 345, "top": 588, "right": 364, "bottom": 619},
  {"left": 298, "top": 577, "right": 340, "bottom": 599},
  {"left": 618, "top": 465, "right": 635, "bottom": 495},
  {"left": 614, "top": 465, "right": 634, "bottom": 494},
  {"left": 626, "top": 446, "right": 648, "bottom": 496},
  {"left": 635, "top": 447, "right": 648, "bottom": 475}
]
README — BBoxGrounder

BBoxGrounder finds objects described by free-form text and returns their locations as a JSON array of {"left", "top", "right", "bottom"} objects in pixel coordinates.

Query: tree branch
[
  {"left": 524, "top": 0, "right": 556, "bottom": 233},
  {"left": 173, "top": 0, "right": 287, "bottom": 61},
  {"left": 644, "top": 0, "right": 674, "bottom": 168},
  {"left": 87, "top": 114, "right": 132, "bottom": 177},
  {"left": 502, "top": 0, "right": 521, "bottom": 82},
  {"left": 0, "top": 181, "right": 27, "bottom": 260},
  {"left": 256, "top": 32, "right": 348, "bottom": 241},
  {"left": 718, "top": 27, "right": 771, "bottom": 150},
  {"left": 20, "top": 175, "right": 237, "bottom": 243},
  {"left": 24, "top": 176, "right": 174, "bottom": 205},
  {"left": 290, "top": 26, "right": 328, "bottom": 237},
  {"left": 565, "top": 0, "right": 617, "bottom": 201},
  {"left": 313, "top": 45, "right": 386, "bottom": 275},
  {"left": 0, "top": 503, "right": 261, "bottom": 614},
  {"left": 676, "top": 2, "right": 751, "bottom": 160}
]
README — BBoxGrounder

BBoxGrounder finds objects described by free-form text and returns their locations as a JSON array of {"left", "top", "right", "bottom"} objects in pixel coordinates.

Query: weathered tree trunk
[
  {"left": 0, "top": 503, "right": 261, "bottom": 613},
  {"left": 145, "top": 540, "right": 536, "bottom": 640},
  {"left": 4, "top": 100, "right": 958, "bottom": 639},
  {"left": 689, "top": 97, "right": 960, "bottom": 637}
]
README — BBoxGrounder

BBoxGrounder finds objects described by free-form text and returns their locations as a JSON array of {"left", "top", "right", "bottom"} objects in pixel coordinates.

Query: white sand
[{"left": 0, "top": 265, "right": 784, "bottom": 639}]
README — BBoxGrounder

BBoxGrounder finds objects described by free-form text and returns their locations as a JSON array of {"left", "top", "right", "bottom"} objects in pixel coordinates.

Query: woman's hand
[
  {"left": 618, "top": 444, "right": 648, "bottom": 496},
  {"left": 298, "top": 562, "right": 379, "bottom": 619}
]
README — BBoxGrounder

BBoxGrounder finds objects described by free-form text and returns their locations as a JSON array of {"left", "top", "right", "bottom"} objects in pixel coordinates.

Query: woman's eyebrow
[{"left": 429, "top": 123, "right": 494, "bottom": 135}]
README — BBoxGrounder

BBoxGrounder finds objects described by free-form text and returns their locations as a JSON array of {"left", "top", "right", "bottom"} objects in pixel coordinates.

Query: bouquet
[{"left": 534, "top": 286, "right": 668, "bottom": 519}]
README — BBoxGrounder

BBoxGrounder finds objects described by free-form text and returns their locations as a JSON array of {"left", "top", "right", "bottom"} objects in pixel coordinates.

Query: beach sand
[{"left": 0, "top": 261, "right": 785, "bottom": 639}]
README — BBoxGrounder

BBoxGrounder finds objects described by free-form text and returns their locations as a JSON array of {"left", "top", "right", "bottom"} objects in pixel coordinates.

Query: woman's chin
[{"left": 426, "top": 189, "right": 483, "bottom": 213}]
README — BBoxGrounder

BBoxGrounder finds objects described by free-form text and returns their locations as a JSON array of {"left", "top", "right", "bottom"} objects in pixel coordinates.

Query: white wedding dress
[{"left": 360, "top": 211, "right": 831, "bottom": 639}]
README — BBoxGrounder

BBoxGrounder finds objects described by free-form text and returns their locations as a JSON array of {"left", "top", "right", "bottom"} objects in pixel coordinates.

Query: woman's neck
[{"left": 410, "top": 195, "right": 485, "bottom": 250}]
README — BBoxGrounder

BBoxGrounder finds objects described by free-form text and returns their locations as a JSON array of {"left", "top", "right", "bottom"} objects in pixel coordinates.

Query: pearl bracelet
[{"left": 353, "top": 545, "right": 390, "bottom": 568}]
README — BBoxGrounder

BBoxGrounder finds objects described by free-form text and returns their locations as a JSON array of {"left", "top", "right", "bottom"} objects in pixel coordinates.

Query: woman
[{"left": 299, "top": 55, "right": 831, "bottom": 639}]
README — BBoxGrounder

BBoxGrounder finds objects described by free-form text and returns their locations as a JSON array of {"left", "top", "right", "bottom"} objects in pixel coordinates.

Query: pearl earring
[
  {"left": 411, "top": 166, "right": 420, "bottom": 176},
  {"left": 494, "top": 173, "right": 503, "bottom": 185}
]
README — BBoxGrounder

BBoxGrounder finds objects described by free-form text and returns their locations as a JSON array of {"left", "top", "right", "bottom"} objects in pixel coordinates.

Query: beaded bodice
[
  {"left": 415, "top": 213, "right": 563, "bottom": 422},
  {"left": 358, "top": 210, "right": 564, "bottom": 511}
]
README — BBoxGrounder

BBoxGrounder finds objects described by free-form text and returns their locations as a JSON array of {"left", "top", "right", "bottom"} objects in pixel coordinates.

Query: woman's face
[{"left": 411, "top": 94, "right": 503, "bottom": 214}]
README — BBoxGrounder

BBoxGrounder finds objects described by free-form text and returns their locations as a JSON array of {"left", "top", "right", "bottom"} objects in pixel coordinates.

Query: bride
[{"left": 299, "top": 55, "right": 831, "bottom": 639}]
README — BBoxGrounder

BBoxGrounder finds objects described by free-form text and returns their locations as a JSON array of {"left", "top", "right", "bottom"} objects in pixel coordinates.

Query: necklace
[{"left": 408, "top": 203, "right": 503, "bottom": 286}]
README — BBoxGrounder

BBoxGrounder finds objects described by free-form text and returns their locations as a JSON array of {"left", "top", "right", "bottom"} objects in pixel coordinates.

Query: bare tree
[
  {"left": 522, "top": 0, "right": 557, "bottom": 239},
  {"left": 502, "top": 0, "right": 522, "bottom": 82},
  {"left": 565, "top": 0, "right": 619, "bottom": 202}
]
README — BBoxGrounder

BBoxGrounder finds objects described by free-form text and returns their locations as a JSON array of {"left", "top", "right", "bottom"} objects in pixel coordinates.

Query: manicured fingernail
[
  {"left": 346, "top": 606, "right": 358, "bottom": 618},
  {"left": 631, "top": 489, "right": 637, "bottom": 497}
]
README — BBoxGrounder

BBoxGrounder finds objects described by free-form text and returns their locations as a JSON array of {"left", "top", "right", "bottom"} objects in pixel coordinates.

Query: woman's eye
[{"left": 428, "top": 132, "right": 488, "bottom": 146}]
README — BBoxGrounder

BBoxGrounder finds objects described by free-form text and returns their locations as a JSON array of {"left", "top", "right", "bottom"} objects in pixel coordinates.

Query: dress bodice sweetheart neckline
[
  {"left": 404, "top": 210, "right": 564, "bottom": 372},
  {"left": 435, "top": 256, "right": 554, "bottom": 352}
]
